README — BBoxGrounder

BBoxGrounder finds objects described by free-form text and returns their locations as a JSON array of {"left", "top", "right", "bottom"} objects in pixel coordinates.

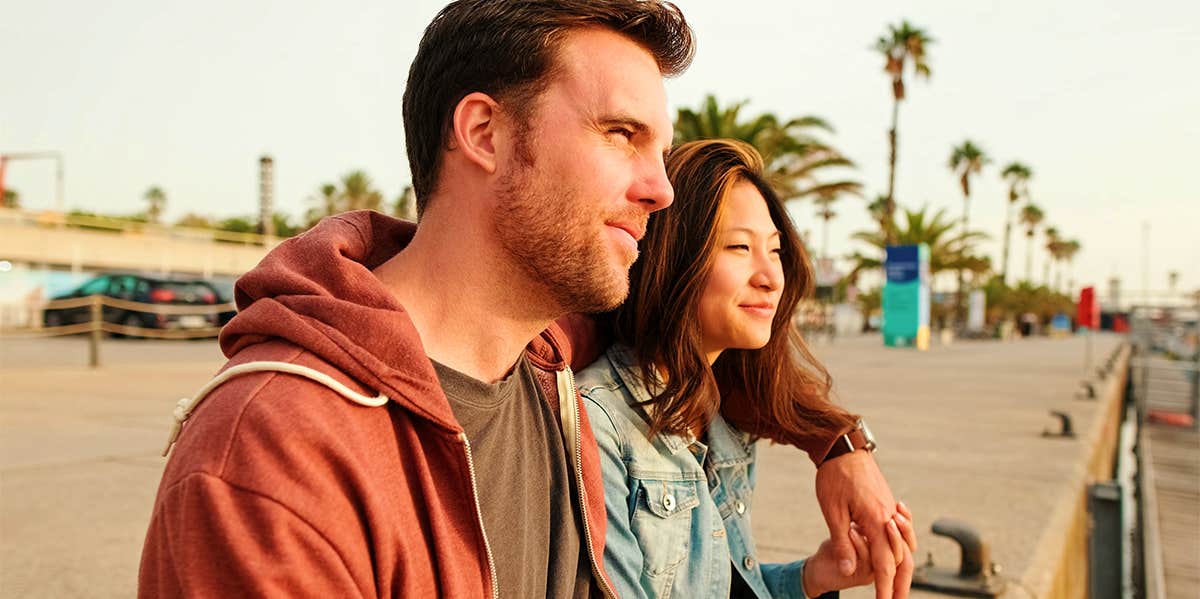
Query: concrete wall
[
  {"left": 0, "top": 219, "right": 272, "bottom": 278},
  {"left": 1025, "top": 344, "right": 1130, "bottom": 599}
]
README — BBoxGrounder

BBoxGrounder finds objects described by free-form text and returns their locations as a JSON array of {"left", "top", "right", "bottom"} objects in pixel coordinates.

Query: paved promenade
[{"left": 1, "top": 333, "right": 1124, "bottom": 598}]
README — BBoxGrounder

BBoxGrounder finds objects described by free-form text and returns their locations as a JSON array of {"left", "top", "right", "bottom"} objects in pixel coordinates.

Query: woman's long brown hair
[{"left": 607, "top": 139, "right": 856, "bottom": 452}]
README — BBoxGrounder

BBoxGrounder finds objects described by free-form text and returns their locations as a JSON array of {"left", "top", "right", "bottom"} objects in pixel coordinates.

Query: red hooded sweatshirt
[{"left": 139, "top": 211, "right": 615, "bottom": 598}]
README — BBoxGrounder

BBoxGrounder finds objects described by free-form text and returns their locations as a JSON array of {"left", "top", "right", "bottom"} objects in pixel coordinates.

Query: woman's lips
[{"left": 739, "top": 303, "right": 776, "bottom": 318}]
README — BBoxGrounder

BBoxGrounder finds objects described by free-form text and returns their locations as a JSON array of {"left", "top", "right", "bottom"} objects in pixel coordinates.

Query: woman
[{"left": 577, "top": 139, "right": 914, "bottom": 599}]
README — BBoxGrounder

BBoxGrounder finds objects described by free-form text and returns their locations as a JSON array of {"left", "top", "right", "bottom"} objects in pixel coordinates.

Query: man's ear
[{"left": 451, "top": 92, "right": 500, "bottom": 175}]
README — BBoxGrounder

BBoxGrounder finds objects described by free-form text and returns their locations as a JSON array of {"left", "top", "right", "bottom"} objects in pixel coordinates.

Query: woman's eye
[{"left": 726, "top": 244, "right": 750, "bottom": 252}]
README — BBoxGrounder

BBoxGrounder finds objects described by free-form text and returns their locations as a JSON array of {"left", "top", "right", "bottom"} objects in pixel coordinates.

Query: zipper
[
  {"left": 460, "top": 433, "right": 499, "bottom": 599},
  {"left": 557, "top": 366, "right": 617, "bottom": 599}
]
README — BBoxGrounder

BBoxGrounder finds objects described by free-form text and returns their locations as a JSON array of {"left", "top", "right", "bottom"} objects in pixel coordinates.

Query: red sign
[{"left": 1077, "top": 286, "right": 1100, "bottom": 329}]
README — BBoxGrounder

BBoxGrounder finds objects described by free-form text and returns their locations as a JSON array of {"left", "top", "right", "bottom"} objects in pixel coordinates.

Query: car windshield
[{"left": 210, "top": 280, "right": 236, "bottom": 302}]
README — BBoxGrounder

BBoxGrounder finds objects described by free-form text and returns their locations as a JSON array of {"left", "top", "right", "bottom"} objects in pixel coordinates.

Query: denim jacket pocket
[
  {"left": 630, "top": 478, "right": 700, "bottom": 579},
  {"left": 715, "top": 466, "right": 752, "bottom": 521}
]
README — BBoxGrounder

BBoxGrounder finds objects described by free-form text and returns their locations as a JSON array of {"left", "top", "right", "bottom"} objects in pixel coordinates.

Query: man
[{"left": 140, "top": 1, "right": 909, "bottom": 597}]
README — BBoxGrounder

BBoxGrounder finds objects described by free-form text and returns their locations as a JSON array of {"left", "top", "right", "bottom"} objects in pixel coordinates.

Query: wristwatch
[{"left": 819, "top": 419, "right": 877, "bottom": 466}]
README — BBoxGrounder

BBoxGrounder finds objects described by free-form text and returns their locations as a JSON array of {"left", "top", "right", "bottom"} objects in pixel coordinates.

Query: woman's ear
[{"left": 450, "top": 92, "right": 500, "bottom": 174}]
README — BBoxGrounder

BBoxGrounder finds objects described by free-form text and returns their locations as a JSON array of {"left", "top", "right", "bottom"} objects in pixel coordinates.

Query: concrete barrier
[{"left": 1023, "top": 343, "right": 1130, "bottom": 598}]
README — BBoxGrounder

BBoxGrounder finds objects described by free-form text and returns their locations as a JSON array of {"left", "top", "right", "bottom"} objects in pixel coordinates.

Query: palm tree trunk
[
  {"left": 1001, "top": 204, "right": 1013, "bottom": 285},
  {"left": 1042, "top": 253, "right": 1051, "bottom": 288},
  {"left": 884, "top": 98, "right": 900, "bottom": 246},
  {"left": 956, "top": 195, "right": 969, "bottom": 323},
  {"left": 1025, "top": 234, "right": 1034, "bottom": 284},
  {"left": 822, "top": 216, "right": 831, "bottom": 262}
]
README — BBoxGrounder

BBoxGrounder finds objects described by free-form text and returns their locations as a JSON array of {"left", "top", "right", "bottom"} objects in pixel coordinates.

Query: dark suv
[{"left": 43, "top": 273, "right": 220, "bottom": 331}]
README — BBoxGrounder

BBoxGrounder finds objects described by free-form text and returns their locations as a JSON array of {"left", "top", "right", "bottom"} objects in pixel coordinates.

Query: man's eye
[{"left": 609, "top": 128, "right": 634, "bottom": 140}]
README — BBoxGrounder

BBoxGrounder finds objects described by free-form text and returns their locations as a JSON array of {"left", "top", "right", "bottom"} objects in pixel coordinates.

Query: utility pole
[
  {"left": 259, "top": 155, "right": 275, "bottom": 238},
  {"left": 1141, "top": 221, "right": 1149, "bottom": 306}
]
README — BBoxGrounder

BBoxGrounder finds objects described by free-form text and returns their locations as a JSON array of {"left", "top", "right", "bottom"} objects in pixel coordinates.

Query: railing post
[
  {"left": 88, "top": 295, "right": 101, "bottom": 368},
  {"left": 1191, "top": 353, "right": 1199, "bottom": 430}
]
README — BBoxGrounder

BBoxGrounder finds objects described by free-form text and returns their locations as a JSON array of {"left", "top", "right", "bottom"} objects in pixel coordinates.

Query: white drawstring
[{"left": 162, "top": 361, "right": 389, "bottom": 456}]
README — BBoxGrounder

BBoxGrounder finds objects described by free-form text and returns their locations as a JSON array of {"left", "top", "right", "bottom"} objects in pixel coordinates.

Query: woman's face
[{"left": 697, "top": 181, "right": 785, "bottom": 363}]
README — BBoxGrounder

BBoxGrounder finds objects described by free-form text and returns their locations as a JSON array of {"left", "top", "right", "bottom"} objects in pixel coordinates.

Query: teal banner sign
[{"left": 882, "top": 244, "right": 930, "bottom": 349}]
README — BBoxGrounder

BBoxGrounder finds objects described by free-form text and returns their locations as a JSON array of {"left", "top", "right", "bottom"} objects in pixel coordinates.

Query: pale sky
[{"left": 3, "top": 0, "right": 1197, "bottom": 296}]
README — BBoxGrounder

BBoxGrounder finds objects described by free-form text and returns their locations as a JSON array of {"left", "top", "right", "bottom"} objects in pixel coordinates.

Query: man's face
[{"left": 493, "top": 28, "right": 675, "bottom": 315}]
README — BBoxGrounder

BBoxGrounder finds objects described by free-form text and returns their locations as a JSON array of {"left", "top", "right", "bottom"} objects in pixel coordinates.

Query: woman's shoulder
[{"left": 576, "top": 346, "right": 655, "bottom": 439}]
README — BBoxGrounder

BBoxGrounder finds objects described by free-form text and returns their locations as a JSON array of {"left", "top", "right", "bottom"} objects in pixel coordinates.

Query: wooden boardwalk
[
  {"left": 1147, "top": 424, "right": 1200, "bottom": 599},
  {"left": 1142, "top": 356, "right": 1200, "bottom": 599}
]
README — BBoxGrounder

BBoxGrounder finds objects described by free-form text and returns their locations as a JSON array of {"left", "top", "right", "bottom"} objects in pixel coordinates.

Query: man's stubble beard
[{"left": 493, "top": 142, "right": 634, "bottom": 315}]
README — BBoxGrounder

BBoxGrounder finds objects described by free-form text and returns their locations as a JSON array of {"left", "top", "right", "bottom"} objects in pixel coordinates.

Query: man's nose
[{"left": 629, "top": 156, "right": 674, "bottom": 212}]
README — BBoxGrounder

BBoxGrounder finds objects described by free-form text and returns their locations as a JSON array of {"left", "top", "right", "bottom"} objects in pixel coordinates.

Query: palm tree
[
  {"left": 340, "top": 171, "right": 384, "bottom": 212},
  {"left": 949, "top": 140, "right": 989, "bottom": 320},
  {"left": 1168, "top": 270, "right": 1180, "bottom": 296},
  {"left": 1019, "top": 203, "right": 1044, "bottom": 284},
  {"left": 674, "top": 95, "right": 861, "bottom": 201},
  {"left": 875, "top": 20, "right": 933, "bottom": 243},
  {"left": 305, "top": 171, "right": 385, "bottom": 227},
  {"left": 144, "top": 186, "right": 167, "bottom": 224},
  {"left": 847, "top": 205, "right": 989, "bottom": 282},
  {"left": 1042, "top": 226, "right": 1059, "bottom": 287},
  {"left": 1000, "top": 162, "right": 1032, "bottom": 284},
  {"left": 1, "top": 188, "right": 18, "bottom": 209}
]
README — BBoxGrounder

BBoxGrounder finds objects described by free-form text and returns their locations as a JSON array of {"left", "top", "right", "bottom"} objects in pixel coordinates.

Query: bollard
[
  {"left": 1042, "top": 410, "right": 1075, "bottom": 438},
  {"left": 913, "top": 518, "right": 1007, "bottom": 597},
  {"left": 88, "top": 295, "right": 102, "bottom": 368},
  {"left": 1077, "top": 380, "right": 1095, "bottom": 400}
]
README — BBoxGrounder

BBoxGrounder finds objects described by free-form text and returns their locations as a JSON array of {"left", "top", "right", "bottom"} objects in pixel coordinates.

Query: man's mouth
[{"left": 605, "top": 221, "right": 645, "bottom": 255}]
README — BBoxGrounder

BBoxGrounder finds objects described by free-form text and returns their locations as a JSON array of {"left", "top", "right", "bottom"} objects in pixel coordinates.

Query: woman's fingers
[
  {"left": 893, "top": 511, "right": 918, "bottom": 554},
  {"left": 897, "top": 501, "right": 913, "bottom": 522},
  {"left": 894, "top": 542, "right": 914, "bottom": 599},
  {"left": 849, "top": 524, "right": 870, "bottom": 567},
  {"left": 886, "top": 518, "right": 906, "bottom": 567}
]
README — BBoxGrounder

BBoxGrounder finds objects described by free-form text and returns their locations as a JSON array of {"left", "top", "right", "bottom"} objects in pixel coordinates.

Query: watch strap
[{"left": 819, "top": 428, "right": 870, "bottom": 466}]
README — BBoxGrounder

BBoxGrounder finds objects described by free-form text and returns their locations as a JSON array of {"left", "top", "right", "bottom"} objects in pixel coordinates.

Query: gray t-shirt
[{"left": 433, "top": 354, "right": 591, "bottom": 598}]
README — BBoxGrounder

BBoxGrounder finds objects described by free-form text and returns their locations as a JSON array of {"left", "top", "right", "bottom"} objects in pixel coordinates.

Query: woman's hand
[{"left": 802, "top": 502, "right": 917, "bottom": 597}]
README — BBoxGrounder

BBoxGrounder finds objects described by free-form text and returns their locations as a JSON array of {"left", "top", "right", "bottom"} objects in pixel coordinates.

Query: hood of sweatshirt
[{"left": 219, "top": 210, "right": 574, "bottom": 435}]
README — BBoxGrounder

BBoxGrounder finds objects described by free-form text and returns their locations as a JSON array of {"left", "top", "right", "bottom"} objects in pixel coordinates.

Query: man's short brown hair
[{"left": 402, "top": 0, "right": 694, "bottom": 217}]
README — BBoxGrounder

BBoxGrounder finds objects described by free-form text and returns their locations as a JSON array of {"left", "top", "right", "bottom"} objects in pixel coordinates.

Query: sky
[{"left": 3, "top": 0, "right": 1198, "bottom": 297}]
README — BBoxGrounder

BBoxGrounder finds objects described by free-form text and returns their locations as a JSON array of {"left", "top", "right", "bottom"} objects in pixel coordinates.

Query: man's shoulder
[{"left": 161, "top": 341, "right": 434, "bottom": 491}]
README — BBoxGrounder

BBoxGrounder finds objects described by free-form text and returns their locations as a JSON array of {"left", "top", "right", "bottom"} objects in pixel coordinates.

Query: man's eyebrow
[{"left": 597, "top": 114, "right": 651, "bottom": 133}]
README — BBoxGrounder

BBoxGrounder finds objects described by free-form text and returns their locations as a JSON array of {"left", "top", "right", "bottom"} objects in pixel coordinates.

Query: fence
[{"left": 0, "top": 294, "right": 234, "bottom": 367}]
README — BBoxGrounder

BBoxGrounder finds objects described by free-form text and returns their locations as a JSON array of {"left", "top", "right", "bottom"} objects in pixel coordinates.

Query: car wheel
[
  {"left": 44, "top": 310, "right": 64, "bottom": 328},
  {"left": 121, "top": 313, "right": 144, "bottom": 339}
]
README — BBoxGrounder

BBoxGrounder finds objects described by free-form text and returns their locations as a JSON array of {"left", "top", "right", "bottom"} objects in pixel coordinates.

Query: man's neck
[{"left": 373, "top": 212, "right": 561, "bottom": 384}]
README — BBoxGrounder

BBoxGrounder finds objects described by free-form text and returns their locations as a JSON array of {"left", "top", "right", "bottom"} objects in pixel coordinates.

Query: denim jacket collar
[{"left": 607, "top": 345, "right": 752, "bottom": 465}]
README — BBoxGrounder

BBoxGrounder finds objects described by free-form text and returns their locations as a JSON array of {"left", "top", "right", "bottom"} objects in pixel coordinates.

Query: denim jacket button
[
  {"left": 736, "top": 500, "right": 746, "bottom": 515},
  {"left": 663, "top": 494, "right": 676, "bottom": 511},
  {"left": 744, "top": 556, "right": 756, "bottom": 569}
]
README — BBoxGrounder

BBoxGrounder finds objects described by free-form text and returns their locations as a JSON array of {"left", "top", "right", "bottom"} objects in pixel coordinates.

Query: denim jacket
[{"left": 578, "top": 345, "right": 812, "bottom": 599}]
